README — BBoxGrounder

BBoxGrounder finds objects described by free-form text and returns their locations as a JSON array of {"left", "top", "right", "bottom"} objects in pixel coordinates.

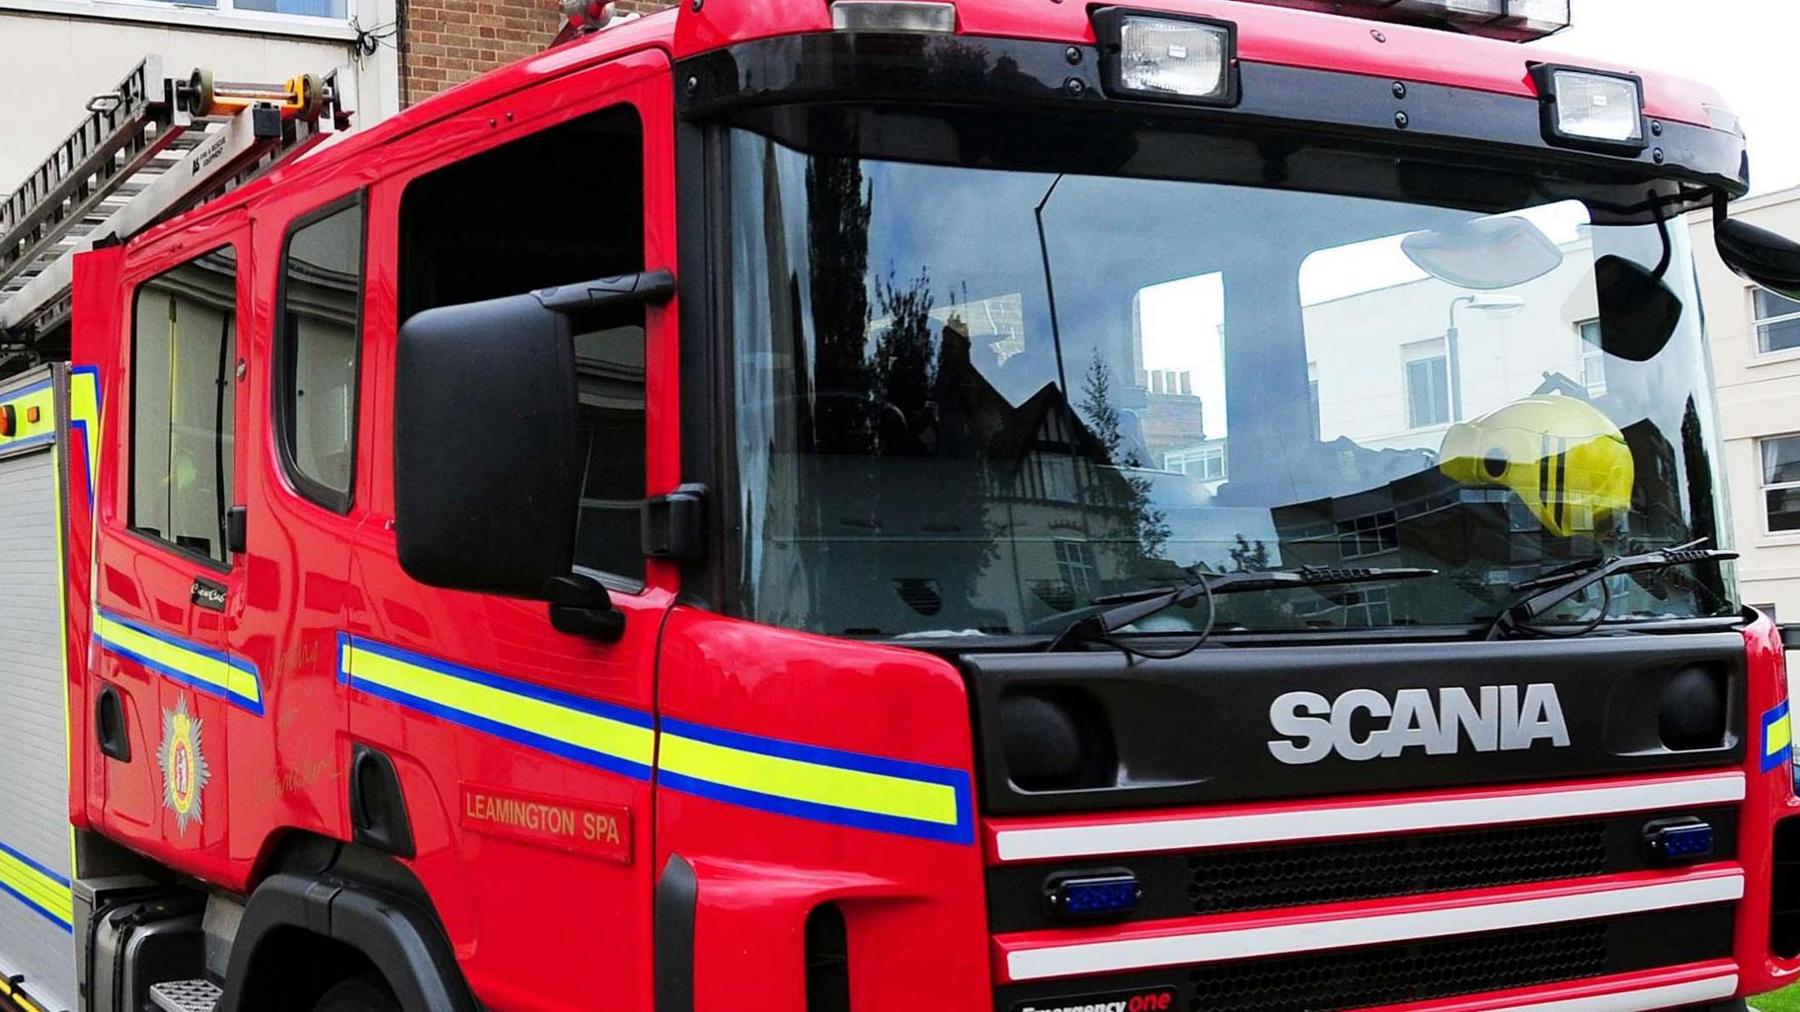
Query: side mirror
[
  {"left": 1593, "top": 254, "right": 1683, "bottom": 362},
  {"left": 395, "top": 270, "right": 674, "bottom": 606},
  {"left": 1717, "top": 217, "right": 1800, "bottom": 301}
]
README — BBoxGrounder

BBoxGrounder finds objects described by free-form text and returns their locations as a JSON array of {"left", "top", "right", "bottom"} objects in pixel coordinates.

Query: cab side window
[
  {"left": 131, "top": 247, "right": 239, "bottom": 565},
  {"left": 397, "top": 104, "right": 646, "bottom": 584},
  {"left": 276, "top": 200, "right": 365, "bottom": 511}
]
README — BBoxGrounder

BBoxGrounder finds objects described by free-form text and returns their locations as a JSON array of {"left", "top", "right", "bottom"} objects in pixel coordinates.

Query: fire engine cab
[{"left": 3, "top": 1, "right": 1800, "bottom": 1010}]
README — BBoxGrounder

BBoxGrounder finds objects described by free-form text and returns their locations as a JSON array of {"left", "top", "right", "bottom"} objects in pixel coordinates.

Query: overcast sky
[{"left": 1550, "top": 0, "right": 1800, "bottom": 195}]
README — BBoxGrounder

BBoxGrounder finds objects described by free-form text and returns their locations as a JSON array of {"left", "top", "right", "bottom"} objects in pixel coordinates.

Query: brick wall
[{"left": 401, "top": 0, "right": 668, "bottom": 105}]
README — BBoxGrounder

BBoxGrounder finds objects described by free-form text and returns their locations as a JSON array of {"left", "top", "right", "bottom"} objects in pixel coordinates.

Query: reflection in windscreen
[{"left": 725, "top": 128, "right": 1734, "bottom": 638}]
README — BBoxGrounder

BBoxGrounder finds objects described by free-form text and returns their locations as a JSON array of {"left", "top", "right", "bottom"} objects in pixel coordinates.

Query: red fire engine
[{"left": 4, "top": 1, "right": 1800, "bottom": 1009}]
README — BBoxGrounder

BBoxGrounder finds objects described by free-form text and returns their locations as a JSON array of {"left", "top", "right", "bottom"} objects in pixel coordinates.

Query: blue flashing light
[
  {"left": 1645, "top": 818, "right": 1715, "bottom": 864},
  {"left": 1046, "top": 872, "right": 1142, "bottom": 921}
]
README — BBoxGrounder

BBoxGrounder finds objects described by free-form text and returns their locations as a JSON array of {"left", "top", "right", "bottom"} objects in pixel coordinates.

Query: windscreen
[{"left": 723, "top": 126, "right": 1736, "bottom": 639}]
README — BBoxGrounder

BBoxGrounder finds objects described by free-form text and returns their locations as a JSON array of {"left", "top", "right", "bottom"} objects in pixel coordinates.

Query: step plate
[{"left": 149, "top": 979, "right": 222, "bottom": 1012}]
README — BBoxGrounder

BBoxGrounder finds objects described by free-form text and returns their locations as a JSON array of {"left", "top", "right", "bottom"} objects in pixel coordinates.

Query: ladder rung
[
  {"left": 0, "top": 57, "right": 176, "bottom": 275},
  {"left": 0, "top": 56, "right": 351, "bottom": 346}
]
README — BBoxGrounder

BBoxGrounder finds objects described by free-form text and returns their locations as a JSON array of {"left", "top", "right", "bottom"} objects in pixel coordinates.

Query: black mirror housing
[
  {"left": 1717, "top": 216, "right": 1800, "bottom": 301},
  {"left": 396, "top": 293, "right": 581, "bottom": 598},
  {"left": 1594, "top": 254, "right": 1683, "bottom": 363}
]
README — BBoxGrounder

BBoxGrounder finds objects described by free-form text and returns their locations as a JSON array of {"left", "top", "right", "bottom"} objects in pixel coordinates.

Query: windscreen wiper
[
  {"left": 1485, "top": 538, "right": 1737, "bottom": 641},
  {"left": 1048, "top": 565, "right": 1438, "bottom": 653}
]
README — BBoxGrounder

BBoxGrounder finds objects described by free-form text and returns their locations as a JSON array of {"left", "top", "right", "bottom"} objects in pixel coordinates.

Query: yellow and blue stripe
[
  {"left": 68, "top": 364, "right": 101, "bottom": 509},
  {"left": 337, "top": 635, "right": 656, "bottom": 780},
  {"left": 658, "top": 718, "right": 973, "bottom": 845},
  {"left": 94, "top": 610, "right": 264, "bottom": 715},
  {"left": 1764, "top": 699, "right": 1792, "bottom": 773},
  {"left": 0, "top": 839, "right": 71, "bottom": 934},
  {"left": 340, "top": 636, "right": 974, "bottom": 845}
]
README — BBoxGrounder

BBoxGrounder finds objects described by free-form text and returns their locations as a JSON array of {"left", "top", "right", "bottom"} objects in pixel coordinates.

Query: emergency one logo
[{"left": 158, "top": 696, "right": 211, "bottom": 835}]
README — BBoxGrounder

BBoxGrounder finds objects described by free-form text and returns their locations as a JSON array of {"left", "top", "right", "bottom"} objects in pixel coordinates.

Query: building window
[
  {"left": 1055, "top": 540, "right": 1097, "bottom": 599},
  {"left": 138, "top": 0, "right": 347, "bottom": 18},
  {"left": 1403, "top": 338, "right": 1450, "bottom": 429},
  {"left": 1307, "top": 362, "right": 1321, "bottom": 439},
  {"left": 131, "top": 247, "right": 238, "bottom": 565},
  {"left": 399, "top": 103, "right": 647, "bottom": 584},
  {"left": 1342, "top": 586, "right": 1393, "bottom": 628},
  {"left": 1577, "top": 319, "right": 1607, "bottom": 395},
  {"left": 1166, "top": 443, "right": 1226, "bottom": 480},
  {"left": 276, "top": 199, "right": 364, "bottom": 512},
  {"left": 1338, "top": 510, "right": 1399, "bottom": 560},
  {"left": 1755, "top": 289, "right": 1800, "bottom": 356},
  {"left": 1762, "top": 435, "right": 1800, "bottom": 534}
]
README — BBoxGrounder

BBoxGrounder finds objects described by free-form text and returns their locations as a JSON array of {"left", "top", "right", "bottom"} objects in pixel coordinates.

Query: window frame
[
  {"left": 1402, "top": 339, "right": 1451, "bottom": 430},
  {"left": 392, "top": 98, "right": 654, "bottom": 593},
  {"left": 1575, "top": 318, "right": 1607, "bottom": 396},
  {"left": 1760, "top": 433, "right": 1800, "bottom": 537},
  {"left": 273, "top": 191, "right": 368, "bottom": 515},
  {"left": 127, "top": 242, "right": 241, "bottom": 573},
  {"left": 1753, "top": 286, "right": 1800, "bottom": 358},
  {"left": 0, "top": 0, "right": 359, "bottom": 35}
]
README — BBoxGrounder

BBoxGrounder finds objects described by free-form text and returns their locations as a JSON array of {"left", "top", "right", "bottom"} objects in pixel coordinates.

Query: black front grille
[
  {"left": 984, "top": 808, "right": 1740, "bottom": 934},
  {"left": 1186, "top": 922, "right": 1606, "bottom": 1012},
  {"left": 1188, "top": 820, "right": 1606, "bottom": 915}
]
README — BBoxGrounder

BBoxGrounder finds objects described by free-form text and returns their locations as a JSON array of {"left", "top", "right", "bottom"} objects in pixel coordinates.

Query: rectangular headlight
[
  {"left": 1094, "top": 9, "right": 1237, "bottom": 106},
  {"left": 1533, "top": 65, "right": 1646, "bottom": 152}
]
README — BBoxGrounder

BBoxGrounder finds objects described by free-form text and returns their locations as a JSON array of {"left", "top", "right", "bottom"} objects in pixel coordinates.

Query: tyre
[{"left": 312, "top": 975, "right": 402, "bottom": 1012}]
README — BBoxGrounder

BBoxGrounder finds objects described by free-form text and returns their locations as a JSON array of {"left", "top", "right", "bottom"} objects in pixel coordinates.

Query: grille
[
  {"left": 1187, "top": 819, "right": 1607, "bottom": 914},
  {"left": 1188, "top": 921, "right": 1607, "bottom": 1012}
]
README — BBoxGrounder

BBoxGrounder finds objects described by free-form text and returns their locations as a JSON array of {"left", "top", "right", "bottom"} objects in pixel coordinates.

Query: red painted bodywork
[
  {"left": 1732, "top": 617, "right": 1800, "bottom": 997},
  {"left": 52, "top": 1, "right": 1780, "bottom": 1009}
]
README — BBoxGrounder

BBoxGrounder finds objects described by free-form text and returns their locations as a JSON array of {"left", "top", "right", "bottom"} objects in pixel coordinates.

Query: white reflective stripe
[
  {"left": 1003, "top": 873, "right": 1745, "bottom": 982},
  {"left": 1492, "top": 974, "right": 1738, "bottom": 1012},
  {"left": 993, "top": 773, "right": 1746, "bottom": 862}
]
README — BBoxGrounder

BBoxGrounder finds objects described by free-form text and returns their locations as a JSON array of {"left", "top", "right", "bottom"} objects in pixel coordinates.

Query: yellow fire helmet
[{"left": 1438, "top": 394, "right": 1634, "bottom": 539}]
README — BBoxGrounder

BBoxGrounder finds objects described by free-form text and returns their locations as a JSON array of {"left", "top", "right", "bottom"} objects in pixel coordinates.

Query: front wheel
[{"left": 312, "top": 975, "right": 401, "bottom": 1012}]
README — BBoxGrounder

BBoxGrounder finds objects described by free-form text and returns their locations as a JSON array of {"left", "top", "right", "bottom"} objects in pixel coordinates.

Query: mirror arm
[
  {"left": 1651, "top": 209, "right": 1672, "bottom": 279},
  {"left": 534, "top": 269, "right": 676, "bottom": 315},
  {"left": 546, "top": 573, "right": 626, "bottom": 643}
]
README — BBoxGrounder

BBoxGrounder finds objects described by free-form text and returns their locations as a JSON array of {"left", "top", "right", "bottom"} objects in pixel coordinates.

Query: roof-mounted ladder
[{"left": 0, "top": 56, "right": 352, "bottom": 351}]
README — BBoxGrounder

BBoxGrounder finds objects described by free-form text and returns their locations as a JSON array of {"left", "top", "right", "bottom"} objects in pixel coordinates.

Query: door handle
[
  {"left": 96, "top": 684, "right": 130, "bottom": 762},
  {"left": 225, "top": 505, "right": 247, "bottom": 555}
]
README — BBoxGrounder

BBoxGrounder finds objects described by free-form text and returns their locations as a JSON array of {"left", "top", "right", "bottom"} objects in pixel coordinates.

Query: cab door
[
  {"left": 221, "top": 192, "right": 367, "bottom": 865},
  {"left": 92, "top": 224, "right": 253, "bottom": 873},
  {"left": 344, "top": 53, "right": 676, "bottom": 1011}
]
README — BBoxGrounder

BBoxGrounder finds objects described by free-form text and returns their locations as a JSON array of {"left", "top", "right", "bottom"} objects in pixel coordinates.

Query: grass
[{"left": 1755, "top": 984, "right": 1800, "bottom": 1012}]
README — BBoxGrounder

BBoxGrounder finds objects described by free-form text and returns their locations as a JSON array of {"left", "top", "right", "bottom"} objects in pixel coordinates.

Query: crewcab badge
[
  {"left": 190, "top": 577, "right": 228, "bottom": 613},
  {"left": 1267, "top": 684, "right": 1571, "bottom": 765}
]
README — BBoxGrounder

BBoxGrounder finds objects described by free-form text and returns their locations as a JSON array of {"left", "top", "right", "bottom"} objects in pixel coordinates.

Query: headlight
[
  {"left": 1094, "top": 8, "right": 1238, "bottom": 106},
  {"left": 1533, "top": 65, "right": 1647, "bottom": 153}
]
